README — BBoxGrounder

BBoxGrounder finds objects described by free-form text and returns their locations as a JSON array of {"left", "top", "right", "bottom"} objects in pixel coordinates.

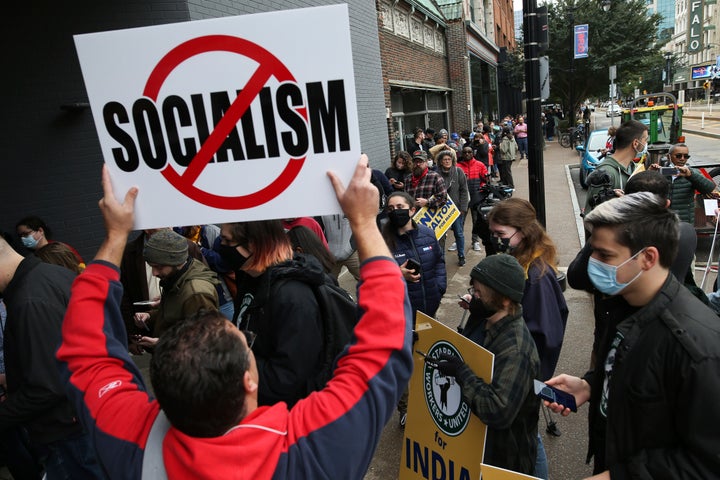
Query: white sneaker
[
  {"left": 473, "top": 242, "right": 482, "bottom": 251},
  {"left": 448, "top": 242, "right": 457, "bottom": 251}
]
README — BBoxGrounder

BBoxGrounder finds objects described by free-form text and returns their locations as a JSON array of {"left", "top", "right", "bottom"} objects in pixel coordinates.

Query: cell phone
[
  {"left": 405, "top": 258, "right": 422, "bottom": 274},
  {"left": 660, "top": 166, "right": 679, "bottom": 176},
  {"left": 133, "top": 300, "right": 156, "bottom": 306},
  {"left": 131, "top": 334, "right": 143, "bottom": 342},
  {"left": 534, "top": 380, "right": 577, "bottom": 412},
  {"left": 457, "top": 294, "right": 471, "bottom": 305}
]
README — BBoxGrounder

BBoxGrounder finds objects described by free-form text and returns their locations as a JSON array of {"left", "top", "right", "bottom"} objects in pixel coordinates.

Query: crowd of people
[{"left": 0, "top": 115, "right": 719, "bottom": 479}]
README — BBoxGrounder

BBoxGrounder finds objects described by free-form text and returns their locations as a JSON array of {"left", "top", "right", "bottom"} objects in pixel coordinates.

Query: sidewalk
[{"left": 675, "top": 103, "right": 720, "bottom": 139}]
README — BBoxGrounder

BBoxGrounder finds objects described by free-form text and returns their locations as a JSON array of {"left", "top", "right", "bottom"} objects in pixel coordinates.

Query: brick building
[{"left": 378, "top": 0, "right": 515, "bottom": 157}]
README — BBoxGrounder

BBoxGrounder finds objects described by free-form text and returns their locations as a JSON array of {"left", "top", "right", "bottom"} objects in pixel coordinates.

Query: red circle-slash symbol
[{"left": 143, "top": 35, "right": 307, "bottom": 209}]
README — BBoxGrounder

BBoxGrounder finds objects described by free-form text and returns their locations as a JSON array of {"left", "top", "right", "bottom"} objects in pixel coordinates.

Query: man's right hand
[
  {"left": 327, "top": 155, "right": 391, "bottom": 262},
  {"left": 95, "top": 165, "right": 139, "bottom": 267},
  {"left": 544, "top": 374, "right": 591, "bottom": 416}
]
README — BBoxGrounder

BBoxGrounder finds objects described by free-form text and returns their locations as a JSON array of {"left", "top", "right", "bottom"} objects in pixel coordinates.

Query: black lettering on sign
[
  {"left": 162, "top": 95, "right": 197, "bottom": 167},
  {"left": 306, "top": 80, "right": 350, "bottom": 153},
  {"left": 276, "top": 83, "right": 308, "bottom": 158},
  {"left": 210, "top": 91, "right": 245, "bottom": 162},
  {"left": 259, "top": 87, "right": 280, "bottom": 158},
  {"left": 132, "top": 98, "right": 167, "bottom": 170},
  {"left": 103, "top": 101, "right": 139, "bottom": 172}
]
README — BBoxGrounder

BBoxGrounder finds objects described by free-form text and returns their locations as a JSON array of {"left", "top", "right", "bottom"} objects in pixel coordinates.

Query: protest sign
[
  {"left": 400, "top": 313, "right": 494, "bottom": 480},
  {"left": 413, "top": 197, "right": 460, "bottom": 240},
  {"left": 75, "top": 5, "right": 360, "bottom": 228}
]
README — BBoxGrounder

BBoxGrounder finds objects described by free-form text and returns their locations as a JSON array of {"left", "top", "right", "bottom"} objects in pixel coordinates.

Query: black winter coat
[{"left": 234, "top": 254, "right": 327, "bottom": 407}]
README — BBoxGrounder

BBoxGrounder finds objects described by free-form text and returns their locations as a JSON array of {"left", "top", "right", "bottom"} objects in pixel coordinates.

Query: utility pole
[{"left": 523, "top": 0, "right": 546, "bottom": 226}]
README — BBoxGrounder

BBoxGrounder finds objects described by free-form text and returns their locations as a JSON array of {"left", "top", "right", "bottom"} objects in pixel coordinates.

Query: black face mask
[
  {"left": 470, "top": 297, "right": 498, "bottom": 319},
  {"left": 493, "top": 236, "right": 512, "bottom": 253},
  {"left": 218, "top": 244, "right": 249, "bottom": 271},
  {"left": 388, "top": 209, "right": 411, "bottom": 229}
]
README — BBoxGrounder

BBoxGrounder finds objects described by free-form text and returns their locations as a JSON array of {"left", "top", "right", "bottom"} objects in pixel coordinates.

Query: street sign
[
  {"left": 74, "top": 5, "right": 361, "bottom": 229},
  {"left": 609, "top": 83, "right": 617, "bottom": 98},
  {"left": 609, "top": 65, "right": 616, "bottom": 81}
]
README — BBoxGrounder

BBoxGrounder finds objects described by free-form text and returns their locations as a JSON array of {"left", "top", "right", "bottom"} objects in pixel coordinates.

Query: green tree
[{"left": 547, "top": 0, "right": 662, "bottom": 120}]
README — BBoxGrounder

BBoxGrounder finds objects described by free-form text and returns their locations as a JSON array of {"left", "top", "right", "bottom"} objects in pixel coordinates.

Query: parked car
[
  {"left": 606, "top": 104, "right": 621, "bottom": 117},
  {"left": 576, "top": 129, "right": 610, "bottom": 189}
]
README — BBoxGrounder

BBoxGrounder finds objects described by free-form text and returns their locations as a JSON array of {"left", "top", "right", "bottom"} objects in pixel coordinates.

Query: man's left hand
[{"left": 415, "top": 198, "right": 429, "bottom": 208}]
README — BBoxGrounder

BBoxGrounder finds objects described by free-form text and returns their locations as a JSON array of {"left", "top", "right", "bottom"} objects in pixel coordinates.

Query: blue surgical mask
[
  {"left": 587, "top": 249, "right": 645, "bottom": 295},
  {"left": 21, "top": 234, "right": 39, "bottom": 250},
  {"left": 635, "top": 140, "right": 648, "bottom": 156}
]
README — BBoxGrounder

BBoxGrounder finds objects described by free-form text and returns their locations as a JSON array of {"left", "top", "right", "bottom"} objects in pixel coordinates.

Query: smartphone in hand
[
  {"left": 405, "top": 258, "right": 422, "bottom": 274},
  {"left": 534, "top": 380, "right": 578, "bottom": 412}
]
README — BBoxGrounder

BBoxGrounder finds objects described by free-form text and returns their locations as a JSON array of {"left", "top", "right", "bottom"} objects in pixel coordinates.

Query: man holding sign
[
  {"left": 404, "top": 150, "right": 447, "bottom": 210},
  {"left": 56, "top": 156, "right": 413, "bottom": 479}
]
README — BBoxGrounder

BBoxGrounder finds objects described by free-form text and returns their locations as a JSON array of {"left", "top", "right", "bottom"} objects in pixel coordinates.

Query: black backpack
[
  {"left": 275, "top": 276, "right": 359, "bottom": 390},
  {"left": 311, "top": 279, "right": 360, "bottom": 389}
]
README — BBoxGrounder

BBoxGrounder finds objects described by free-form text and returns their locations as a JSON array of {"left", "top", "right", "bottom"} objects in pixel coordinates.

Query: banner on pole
[{"left": 574, "top": 24, "right": 589, "bottom": 59}]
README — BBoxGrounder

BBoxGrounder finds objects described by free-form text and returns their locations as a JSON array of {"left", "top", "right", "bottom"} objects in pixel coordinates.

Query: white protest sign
[{"left": 75, "top": 5, "right": 360, "bottom": 229}]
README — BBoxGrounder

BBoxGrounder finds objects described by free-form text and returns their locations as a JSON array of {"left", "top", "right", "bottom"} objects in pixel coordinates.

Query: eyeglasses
[
  {"left": 18, "top": 230, "right": 34, "bottom": 238},
  {"left": 467, "top": 287, "right": 477, "bottom": 296},
  {"left": 673, "top": 153, "right": 691, "bottom": 159},
  {"left": 241, "top": 330, "right": 257, "bottom": 350}
]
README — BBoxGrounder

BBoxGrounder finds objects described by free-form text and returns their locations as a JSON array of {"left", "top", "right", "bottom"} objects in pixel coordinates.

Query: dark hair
[
  {"left": 614, "top": 120, "right": 648, "bottom": 150},
  {"left": 150, "top": 309, "right": 248, "bottom": 437},
  {"left": 382, "top": 191, "right": 415, "bottom": 251},
  {"left": 624, "top": 171, "right": 669, "bottom": 200},
  {"left": 16, "top": 216, "right": 52, "bottom": 239},
  {"left": 393, "top": 151, "right": 411, "bottom": 170},
  {"left": 584, "top": 192, "right": 678, "bottom": 268},
  {"left": 35, "top": 242, "right": 81, "bottom": 274},
  {"left": 287, "top": 226, "right": 335, "bottom": 274},
  {"left": 488, "top": 198, "right": 558, "bottom": 276},
  {"left": 225, "top": 220, "right": 293, "bottom": 272}
]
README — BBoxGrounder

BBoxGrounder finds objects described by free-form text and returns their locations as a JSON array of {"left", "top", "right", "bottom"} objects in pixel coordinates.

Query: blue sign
[{"left": 574, "top": 24, "right": 589, "bottom": 59}]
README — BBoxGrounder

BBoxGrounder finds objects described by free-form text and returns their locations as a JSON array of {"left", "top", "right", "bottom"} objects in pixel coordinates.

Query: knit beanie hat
[
  {"left": 143, "top": 230, "right": 188, "bottom": 266},
  {"left": 470, "top": 254, "right": 526, "bottom": 303}
]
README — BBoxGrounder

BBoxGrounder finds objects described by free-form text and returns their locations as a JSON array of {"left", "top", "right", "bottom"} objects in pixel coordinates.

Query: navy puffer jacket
[{"left": 391, "top": 223, "right": 446, "bottom": 317}]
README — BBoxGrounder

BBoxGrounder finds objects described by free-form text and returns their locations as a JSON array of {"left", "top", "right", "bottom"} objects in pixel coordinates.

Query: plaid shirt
[
  {"left": 455, "top": 310, "right": 540, "bottom": 475},
  {"left": 403, "top": 169, "right": 447, "bottom": 209}
]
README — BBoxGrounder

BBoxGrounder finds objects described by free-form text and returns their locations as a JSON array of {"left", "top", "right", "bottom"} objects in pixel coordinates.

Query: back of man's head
[
  {"left": 584, "top": 191, "right": 678, "bottom": 268},
  {"left": 150, "top": 310, "right": 249, "bottom": 437},
  {"left": 613, "top": 120, "right": 648, "bottom": 150},
  {"left": 624, "top": 171, "right": 669, "bottom": 200}
]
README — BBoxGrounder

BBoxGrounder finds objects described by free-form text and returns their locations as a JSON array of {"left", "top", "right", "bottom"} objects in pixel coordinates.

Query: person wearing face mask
[
  {"left": 583, "top": 120, "right": 648, "bottom": 217},
  {"left": 442, "top": 254, "right": 540, "bottom": 475},
  {"left": 546, "top": 192, "right": 720, "bottom": 480},
  {"left": 486, "top": 198, "right": 567, "bottom": 479},
  {"left": 16, "top": 215, "right": 85, "bottom": 269},
  {"left": 382, "top": 191, "right": 446, "bottom": 426},
  {"left": 382, "top": 192, "right": 446, "bottom": 319},
  {"left": 219, "top": 220, "right": 328, "bottom": 408},
  {"left": 487, "top": 198, "right": 568, "bottom": 382}
]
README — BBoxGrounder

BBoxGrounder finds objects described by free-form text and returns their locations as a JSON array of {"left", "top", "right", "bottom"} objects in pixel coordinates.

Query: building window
[{"left": 390, "top": 87, "right": 449, "bottom": 154}]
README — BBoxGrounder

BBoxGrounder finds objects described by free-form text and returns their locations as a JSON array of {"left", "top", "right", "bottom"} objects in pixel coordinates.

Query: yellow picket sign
[
  {"left": 400, "top": 313, "right": 494, "bottom": 480},
  {"left": 413, "top": 197, "right": 460, "bottom": 240}
]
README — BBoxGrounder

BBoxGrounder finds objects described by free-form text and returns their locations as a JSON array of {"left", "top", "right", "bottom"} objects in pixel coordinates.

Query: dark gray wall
[{"left": 0, "top": 1, "right": 388, "bottom": 261}]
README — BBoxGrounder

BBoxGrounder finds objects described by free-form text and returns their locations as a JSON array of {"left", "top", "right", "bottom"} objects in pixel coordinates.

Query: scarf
[{"left": 411, "top": 168, "right": 428, "bottom": 189}]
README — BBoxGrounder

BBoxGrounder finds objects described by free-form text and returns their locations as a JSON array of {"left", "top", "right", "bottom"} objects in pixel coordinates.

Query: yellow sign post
[
  {"left": 400, "top": 313, "right": 494, "bottom": 480},
  {"left": 413, "top": 197, "right": 460, "bottom": 240}
]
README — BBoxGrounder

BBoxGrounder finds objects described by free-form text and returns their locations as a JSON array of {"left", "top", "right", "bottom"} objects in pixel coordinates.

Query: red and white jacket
[{"left": 57, "top": 257, "right": 412, "bottom": 479}]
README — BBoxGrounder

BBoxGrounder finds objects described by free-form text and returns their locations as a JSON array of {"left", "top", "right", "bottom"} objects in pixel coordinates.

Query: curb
[{"left": 684, "top": 128, "right": 720, "bottom": 140}]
